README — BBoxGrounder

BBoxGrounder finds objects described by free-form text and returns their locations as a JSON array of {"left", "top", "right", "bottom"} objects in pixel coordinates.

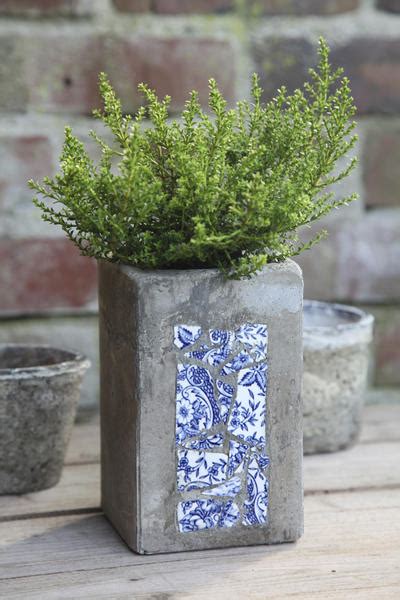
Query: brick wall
[{"left": 0, "top": 0, "right": 399, "bottom": 412}]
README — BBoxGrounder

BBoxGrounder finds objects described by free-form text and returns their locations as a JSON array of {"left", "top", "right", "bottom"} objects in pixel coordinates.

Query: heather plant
[{"left": 30, "top": 38, "right": 357, "bottom": 279}]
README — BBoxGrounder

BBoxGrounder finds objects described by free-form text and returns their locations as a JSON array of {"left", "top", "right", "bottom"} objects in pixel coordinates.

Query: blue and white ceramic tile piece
[
  {"left": 174, "top": 324, "right": 269, "bottom": 533},
  {"left": 177, "top": 449, "right": 228, "bottom": 492},
  {"left": 242, "top": 456, "right": 269, "bottom": 526},
  {"left": 202, "top": 476, "right": 242, "bottom": 498}
]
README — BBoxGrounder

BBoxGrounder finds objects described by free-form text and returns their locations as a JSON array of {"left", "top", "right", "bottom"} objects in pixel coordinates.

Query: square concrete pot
[{"left": 99, "top": 260, "right": 304, "bottom": 554}]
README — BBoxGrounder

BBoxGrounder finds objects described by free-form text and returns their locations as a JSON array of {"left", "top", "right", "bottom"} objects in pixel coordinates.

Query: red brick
[
  {"left": 337, "top": 210, "right": 400, "bottom": 302},
  {"left": 377, "top": 0, "right": 400, "bottom": 13},
  {"left": 0, "top": 135, "right": 53, "bottom": 192},
  {"left": 153, "top": 0, "right": 234, "bottom": 13},
  {"left": 258, "top": 0, "right": 359, "bottom": 15},
  {"left": 252, "top": 37, "right": 315, "bottom": 100},
  {"left": 0, "top": 0, "right": 92, "bottom": 16},
  {"left": 364, "top": 305, "right": 400, "bottom": 386},
  {"left": 0, "top": 35, "right": 27, "bottom": 112},
  {"left": 106, "top": 36, "right": 236, "bottom": 113},
  {"left": 294, "top": 223, "right": 341, "bottom": 302},
  {"left": 364, "top": 120, "right": 400, "bottom": 208},
  {"left": 26, "top": 33, "right": 104, "bottom": 115},
  {"left": 112, "top": 0, "right": 151, "bottom": 12},
  {"left": 0, "top": 239, "right": 97, "bottom": 314},
  {"left": 331, "top": 39, "right": 400, "bottom": 114}
]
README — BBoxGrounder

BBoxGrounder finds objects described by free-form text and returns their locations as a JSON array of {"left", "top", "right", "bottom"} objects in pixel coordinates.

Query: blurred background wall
[{"left": 0, "top": 0, "right": 399, "bottom": 415}]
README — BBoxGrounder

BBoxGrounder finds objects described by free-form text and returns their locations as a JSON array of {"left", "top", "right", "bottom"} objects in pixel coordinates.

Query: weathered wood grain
[
  {"left": 0, "top": 489, "right": 399, "bottom": 598},
  {"left": 304, "top": 441, "right": 400, "bottom": 494},
  {"left": 0, "top": 464, "right": 100, "bottom": 521},
  {"left": 1, "top": 442, "right": 400, "bottom": 522}
]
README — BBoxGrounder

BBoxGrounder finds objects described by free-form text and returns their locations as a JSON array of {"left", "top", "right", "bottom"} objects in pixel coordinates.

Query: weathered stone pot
[
  {"left": 303, "top": 300, "right": 374, "bottom": 455},
  {"left": 99, "top": 259, "right": 304, "bottom": 554},
  {"left": 0, "top": 345, "right": 90, "bottom": 494}
]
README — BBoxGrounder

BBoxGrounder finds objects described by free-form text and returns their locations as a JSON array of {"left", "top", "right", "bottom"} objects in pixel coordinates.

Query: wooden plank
[
  {"left": 0, "top": 464, "right": 100, "bottom": 521},
  {"left": 1, "top": 439, "right": 400, "bottom": 522},
  {"left": 360, "top": 404, "right": 400, "bottom": 444},
  {"left": 304, "top": 441, "right": 400, "bottom": 494},
  {"left": 0, "top": 489, "right": 399, "bottom": 598}
]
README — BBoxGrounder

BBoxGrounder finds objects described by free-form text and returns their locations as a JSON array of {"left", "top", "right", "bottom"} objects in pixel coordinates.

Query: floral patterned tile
[
  {"left": 227, "top": 364, "right": 267, "bottom": 447},
  {"left": 236, "top": 324, "right": 268, "bottom": 362},
  {"left": 177, "top": 498, "right": 240, "bottom": 532},
  {"left": 174, "top": 325, "right": 202, "bottom": 350},
  {"left": 219, "top": 500, "right": 241, "bottom": 528},
  {"left": 177, "top": 449, "right": 228, "bottom": 492},
  {"left": 177, "top": 499, "right": 222, "bottom": 532},
  {"left": 227, "top": 440, "right": 249, "bottom": 476},
  {"left": 184, "top": 433, "right": 224, "bottom": 450},
  {"left": 219, "top": 350, "right": 253, "bottom": 376},
  {"left": 202, "top": 475, "right": 242, "bottom": 498}
]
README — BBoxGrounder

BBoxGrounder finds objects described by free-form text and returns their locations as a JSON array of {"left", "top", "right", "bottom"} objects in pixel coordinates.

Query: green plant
[{"left": 30, "top": 38, "right": 357, "bottom": 279}]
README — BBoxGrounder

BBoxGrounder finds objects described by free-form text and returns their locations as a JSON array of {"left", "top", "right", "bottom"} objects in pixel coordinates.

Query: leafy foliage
[{"left": 30, "top": 38, "right": 357, "bottom": 279}]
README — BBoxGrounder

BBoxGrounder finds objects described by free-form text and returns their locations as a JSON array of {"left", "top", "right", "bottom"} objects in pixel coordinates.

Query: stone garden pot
[
  {"left": 99, "top": 259, "right": 304, "bottom": 554},
  {"left": 0, "top": 344, "right": 90, "bottom": 494},
  {"left": 303, "top": 300, "right": 374, "bottom": 455}
]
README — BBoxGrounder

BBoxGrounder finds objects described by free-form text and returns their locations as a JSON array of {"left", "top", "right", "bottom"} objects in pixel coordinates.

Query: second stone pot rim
[
  {"left": 0, "top": 343, "right": 91, "bottom": 380},
  {"left": 303, "top": 299, "right": 374, "bottom": 332},
  {"left": 303, "top": 300, "right": 374, "bottom": 350}
]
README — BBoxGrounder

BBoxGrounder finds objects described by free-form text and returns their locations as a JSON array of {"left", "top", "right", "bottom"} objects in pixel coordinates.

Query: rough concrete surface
[
  {"left": 0, "top": 344, "right": 89, "bottom": 494},
  {"left": 303, "top": 300, "right": 374, "bottom": 454},
  {"left": 99, "top": 260, "right": 304, "bottom": 554}
]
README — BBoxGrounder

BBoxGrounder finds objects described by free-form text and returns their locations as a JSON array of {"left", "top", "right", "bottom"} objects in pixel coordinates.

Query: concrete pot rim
[
  {"left": 0, "top": 343, "right": 91, "bottom": 381},
  {"left": 303, "top": 299, "right": 374, "bottom": 349},
  {"left": 99, "top": 257, "right": 302, "bottom": 280}
]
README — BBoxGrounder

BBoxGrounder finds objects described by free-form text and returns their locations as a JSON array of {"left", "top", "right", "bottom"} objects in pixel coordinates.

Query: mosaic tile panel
[{"left": 174, "top": 324, "right": 269, "bottom": 534}]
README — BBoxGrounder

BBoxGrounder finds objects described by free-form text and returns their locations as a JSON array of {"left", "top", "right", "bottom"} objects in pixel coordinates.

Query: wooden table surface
[{"left": 1, "top": 403, "right": 400, "bottom": 599}]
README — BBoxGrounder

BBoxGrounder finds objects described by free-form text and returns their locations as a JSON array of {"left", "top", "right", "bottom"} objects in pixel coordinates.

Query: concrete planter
[
  {"left": 0, "top": 345, "right": 90, "bottom": 494},
  {"left": 99, "top": 259, "right": 303, "bottom": 554},
  {"left": 303, "top": 301, "right": 374, "bottom": 455}
]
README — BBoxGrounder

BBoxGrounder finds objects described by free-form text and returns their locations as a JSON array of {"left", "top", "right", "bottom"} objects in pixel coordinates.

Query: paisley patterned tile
[
  {"left": 174, "top": 325, "right": 202, "bottom": 350},
  {"left": 177, "top": 499, "right": 222, "bottom": 532},
  {"left": 175, "top": 363, "right": 221, "bottom": 445},
  {"left": 177, "top": 449, "right": 227, "bottom": 492},
  {"left": 185, "top": 329, "right": 235, "bottom": 367},
  {"left": 227, "top": 364, "right": 267, "bottom": 447},
  {"left": 202, "top": 476, "right": 241, "bottom": 497},
  {"left": 242, "top": 456, "right": 269, "bottom": 526}
]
